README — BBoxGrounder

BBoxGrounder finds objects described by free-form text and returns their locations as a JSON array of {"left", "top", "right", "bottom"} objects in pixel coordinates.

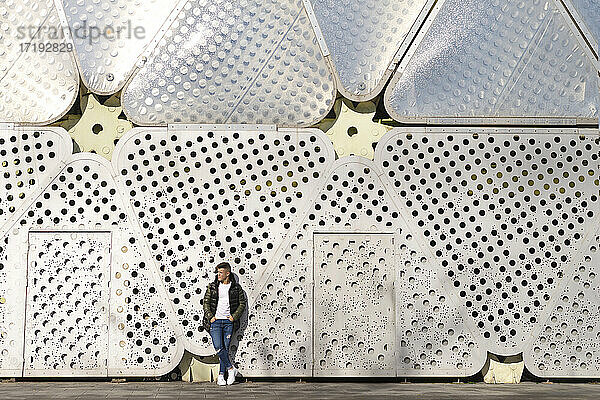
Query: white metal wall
[
  {"left": 0, "top": 128, "right": 184, "bottom": 377},
  {"left": 3, "top": 125, "right": 597, "bottom": 377},
  {"left": 0, "top": 0, "right": 599, "bottom": 379}
]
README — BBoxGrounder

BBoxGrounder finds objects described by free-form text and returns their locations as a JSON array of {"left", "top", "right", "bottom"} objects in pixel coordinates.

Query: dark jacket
[{"left": 202, "top": 273, "right": 246, "bottom": 332}]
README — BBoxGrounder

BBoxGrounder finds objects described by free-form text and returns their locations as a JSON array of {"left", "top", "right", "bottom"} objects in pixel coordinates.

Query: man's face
[{"left": 217, "top": 267, "right": 230, "bottom": 282}]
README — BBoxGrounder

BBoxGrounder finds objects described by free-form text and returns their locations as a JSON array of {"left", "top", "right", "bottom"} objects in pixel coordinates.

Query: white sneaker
[
  {"left": 217, "top": 374, "right": 226, "bottom": 386},
  {"left": 226, "top": 367, "right": 237, "bottom": 385}
]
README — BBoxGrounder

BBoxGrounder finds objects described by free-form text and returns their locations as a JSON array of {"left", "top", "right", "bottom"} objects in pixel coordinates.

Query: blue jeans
[{"left": 209, "top": 319, "right": 234, "bottom": 374}]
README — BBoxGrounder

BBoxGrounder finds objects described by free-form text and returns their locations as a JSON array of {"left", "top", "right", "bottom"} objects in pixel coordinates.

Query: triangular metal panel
[{"left": 384, "top": 0, "right": 599, "bottom": 125}]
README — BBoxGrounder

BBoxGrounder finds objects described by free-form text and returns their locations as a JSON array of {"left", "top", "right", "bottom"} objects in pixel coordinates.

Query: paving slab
[{"left": 1, "top": 382, "right": 600, "bottom": 399}]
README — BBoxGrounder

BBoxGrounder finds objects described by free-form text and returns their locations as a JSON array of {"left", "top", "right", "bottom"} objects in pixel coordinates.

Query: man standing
[{"left": 203, "top": 261, "right": 247, "bottom": 385}]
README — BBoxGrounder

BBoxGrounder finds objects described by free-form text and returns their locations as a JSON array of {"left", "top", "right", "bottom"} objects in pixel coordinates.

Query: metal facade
[
  {"left": 2, "top": 125, "right": 598, "bottom": 377},
  {"left": 0, "top": 0, "right": 599, "bottom": 379}
]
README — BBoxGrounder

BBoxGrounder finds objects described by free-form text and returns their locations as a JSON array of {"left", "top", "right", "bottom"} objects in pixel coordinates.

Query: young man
[{"left": 203, "top": 261, "right": 247, "bottom": 385}]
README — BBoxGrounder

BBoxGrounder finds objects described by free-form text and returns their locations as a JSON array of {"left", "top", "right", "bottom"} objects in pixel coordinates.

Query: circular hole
[
  {"left": 347, "top": 126, "right": 358, "bottom": 137},
  {"left": 92, "top": 124, "right": 104, "bottom": 135}
]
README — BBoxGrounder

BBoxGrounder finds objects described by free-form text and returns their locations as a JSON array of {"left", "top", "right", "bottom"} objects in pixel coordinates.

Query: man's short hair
[{"left": 216, "top": 262, "right": 231, "bottom": 272}]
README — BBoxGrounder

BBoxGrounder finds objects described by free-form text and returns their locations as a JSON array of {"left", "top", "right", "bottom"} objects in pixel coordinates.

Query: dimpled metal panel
[
  {"left": 111, "top": 126, "right": 336, "bottom": 357},
  {"left": 0, "top": 0, "right": 79, "bottom": 124},
  {"left": 24, "top": 231, "right": 111, "bottom": 376},
  {"left": 122, "top": 0, "right": 336, "bottom": 127},
  {"left": 58, "top": 0, "right": 182, "bottom": 95},
  {"left": 314, "top": 233, "right": 396, "bottom": 376},
  {"left": 307, "top": 0, "right": 432, "bottom": 101},
  {"left": 376, "top": 127, "right": 600, "bottom": 356},
  {"left": 567, "top": 0, "right": 600, "bottom": 49},
  {"left": 384, "top": 0, "right": 599, "bottom": 124}
]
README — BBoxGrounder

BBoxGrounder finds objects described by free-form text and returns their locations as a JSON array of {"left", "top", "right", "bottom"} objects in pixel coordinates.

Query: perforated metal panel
[
  {"left": 0, "top": 0, "right": 79, "bottom": 124},
  {"left": 3, "top": 123, "right": 600, "bottom": 377},
  {"left": 111, "top": 126, "right": 483, "bottom": 377},
  {"left": 241, "top": 155, "right": 484, "bottom": 376},
  {"left": 121, "top": 0, "right": 336, "bottom": 127},
  {"left": 384, "top": 0, "right": 600, "bottom": 125},
  {"left": 526, "top": 230, "right": 600, "bottom": 377},
  {"left": 24, "top": 231, "right": 111, "bottom": 376},
  {"left": 396, "top": 260, "right": 483, "bottom": 375},
  {"left": 112, "top": 126, "right": 336, "bottom": 358},
  {"left": 375, "top": 127, "right": 600, "bottom": 356},
  {"left": 0, "top": 222, "right": 26, "bottom": 378},
  {"left": 313, "top": 233, "right": 396, "bottom": 376},
  {"left": 56, "top": 0, "right": 183, "bottom": 95},
  {"left": 0, "top": 138, "right": 185, "bottom": 377},
  {"left": 0, "top": 127, "right": 72, "bottom": 377},
  {"left": 306, "top": 0, "right": 433, "bottom": 101},
  {"left": 0, "top": 127, "right": 72, "bottom": 232}
]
